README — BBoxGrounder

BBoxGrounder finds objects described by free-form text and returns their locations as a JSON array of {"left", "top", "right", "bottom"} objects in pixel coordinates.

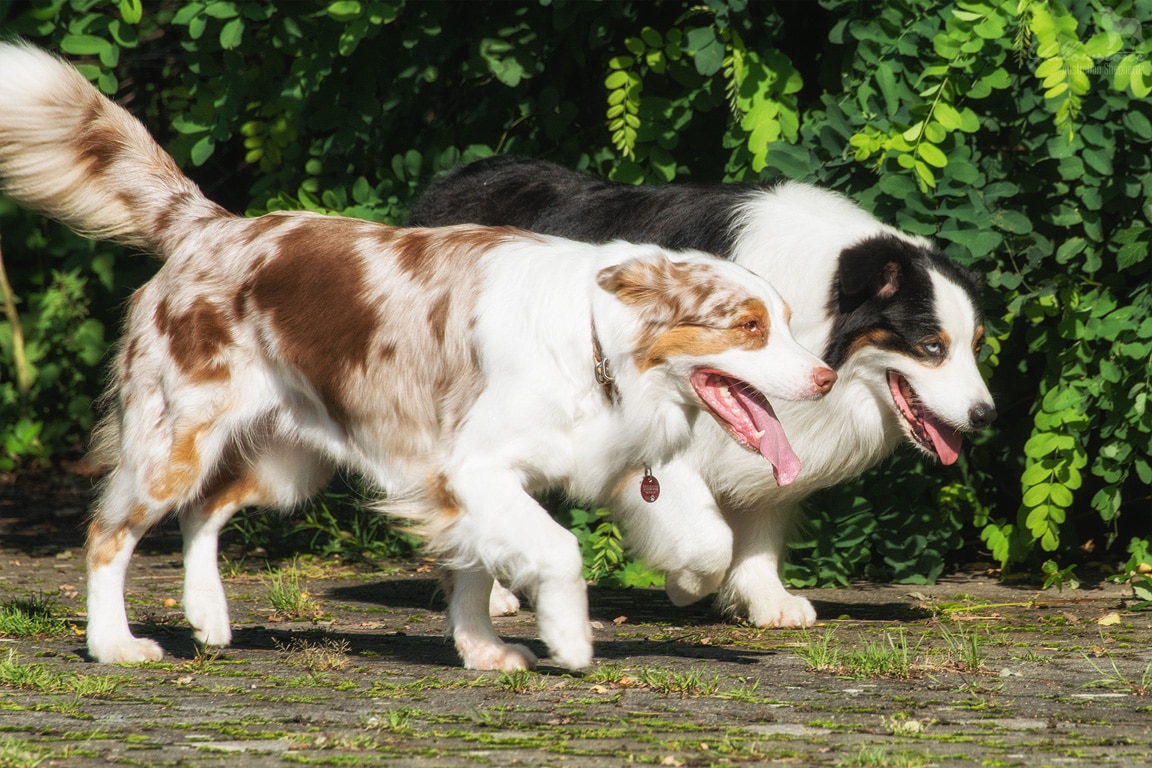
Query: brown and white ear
[{"left": 596, "top": 255, "right": 680, "bottom": 304}]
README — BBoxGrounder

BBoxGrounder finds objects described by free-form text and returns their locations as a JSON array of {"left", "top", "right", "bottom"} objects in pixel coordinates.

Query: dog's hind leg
[
  {"left": 180, "top": 443, "right": 332, "bottom": 649},
  {"left": 85, "top": 466, "right": 173, "bottom": 663},
  {"left": 86, "top": 415, "right": 233, "bottom": 663},
  {"left": 717, "top": 501, "right": 815, "bottom": 628}
]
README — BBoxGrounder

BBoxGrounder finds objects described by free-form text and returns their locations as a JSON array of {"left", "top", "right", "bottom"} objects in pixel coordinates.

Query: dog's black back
[{"left": 407, "top": 156, "right": 761, "bottom": 257}]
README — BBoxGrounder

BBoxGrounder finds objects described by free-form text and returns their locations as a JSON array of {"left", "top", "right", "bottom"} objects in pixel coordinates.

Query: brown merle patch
[
  {"left": 392, "top": 225, "right": 519, "bottom": 284},
  {"left": 154, "top": 297, "right": 234, "bottom": 384},
  {"left": 247, "top": 220, "right": 381, "bottom": 422},
  {"left": 147, "top": 426, "right": 204, "bottom": 502}
]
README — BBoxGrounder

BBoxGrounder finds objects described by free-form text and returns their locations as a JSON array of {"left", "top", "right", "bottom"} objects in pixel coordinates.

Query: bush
[{"left": 1, "top": 0, "right": 1148, "bottom": 581}]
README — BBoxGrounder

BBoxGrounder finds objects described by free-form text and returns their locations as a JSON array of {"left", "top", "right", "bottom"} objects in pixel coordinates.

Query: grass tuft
[
  {"left": 265, "top": 558, "right": 325, "bottom": 621},
  {"left": 0, "top": 736, "right": 49, "bottom": 768},
  {"left": 636, "top": 667, "right": 719, "bottom": 697},
  {"left": 0, "top": 593, "right": 70, "bottom": 639},
  {"left": 796, "top": 627, "right": 921, "bottom": 679},
  {"left": 279, "top": 637, "right": 352, "bottom": 672},
  {"left": 0, "top": 650, "right": 118, "bottom": 697}
]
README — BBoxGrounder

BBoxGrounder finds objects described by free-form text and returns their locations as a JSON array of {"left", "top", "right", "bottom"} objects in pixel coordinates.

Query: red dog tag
[{"left": 640, "top": 466, "right": 660, "bottom": 503}]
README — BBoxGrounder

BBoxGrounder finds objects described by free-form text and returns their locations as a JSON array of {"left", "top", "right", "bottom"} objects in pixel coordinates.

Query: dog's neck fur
[{"left": 561, "top": 288, "right": 699, "bottom": 503}]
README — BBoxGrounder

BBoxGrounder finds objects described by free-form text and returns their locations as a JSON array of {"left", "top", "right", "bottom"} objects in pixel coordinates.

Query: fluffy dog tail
[{"left": 0, "top": 42, "right": 227, "bottom": 257}]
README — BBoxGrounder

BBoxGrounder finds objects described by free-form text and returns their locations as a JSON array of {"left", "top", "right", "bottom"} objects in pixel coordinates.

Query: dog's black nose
[{"left": 968, "top": 402, "right": 997, "bottom": 430}]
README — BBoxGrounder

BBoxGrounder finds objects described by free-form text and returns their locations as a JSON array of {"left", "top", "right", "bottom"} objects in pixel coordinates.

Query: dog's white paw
[
  {"left": 88, "top": 635, "right": 165, "bottom": 663},
  {"left": 488, "top": 582, "right": 521, "bottom": 617},
  {"left": 543, "top": 633, "right": 593, "bottom": 671},
  {"left": 746, "top": 592, "right": 817, "bottom": 628},
  {"left": 186, "top": 596, "right": 232, "bottom": 647},
  {"left": 664, "top": 568, "right": 724, "bottom": 607},
  {"left": 190, "top": 616, "right": 232, "bottom": 647},
  {"left": 460, "top": 641, "right": 538, "bottom": 671}
]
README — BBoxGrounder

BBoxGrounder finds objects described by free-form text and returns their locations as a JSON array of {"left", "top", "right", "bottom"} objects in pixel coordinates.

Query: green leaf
[
  {"left": 118, "top": 0, "right": 143, "bottom": 24},
  {"left": 1021, "top": 461, "right": 1054, "bottom": 486},
  {"left": 605, "top": 70, "right": 629, "bottom": 89},
  {"left": 1130, "top": 61, "right": 1152, "bottom": 99},
  {"left": 1035, "top": 57, "right": 1064, "bottom": 80},
  {"left": 763, "top": 142, "right": 813, "bottom": 179},
  {"left": 190, "top": 135, "right": 216, "bottom": 167},
  {"left": 327, "top": 0, "right": 362, "bottom": 21},
  {"left": 957, "top": 107, "right": 980, "bottom": 133},
  {"left": 1082, "top": 31, "right": 1122, "bottom": 59},
  {"left": 934, "top": 101, "right": 962, "bottom": 131},
  {"left": 219, "top": 17, "right": 244, "bottom": 49},
  {"left": 1022, "top": 484, "right": 1051, "bottom": 508},
  {"left": 204, "top": 1, "right": 239, "bottom": 19},
  {"left": 875, "top": 62, "right": 899, "bottom": 116},
  {"left": 913, "top": 160, "right": 936, "bottom": 189},
  {"left": 996, "top": 210, "right": 1033, "bottom": 234},
  {"left": 917, "top": 142, "right": 947, "bottom": 168},
  {"left": 59, "top": 34, "right": 112, "bottom": 57},
  {"left": 1118, "top": 240, "right": 1148, "bottom": 270},
  {"left": 979, "top": 67, "right": 1011, "bottom": 91},
  {"left": 1123, "top": 110, "right": 1152, "bottom": 140},
  {"left": 685, "top": 26, "right": 723, "bottom": 76}
]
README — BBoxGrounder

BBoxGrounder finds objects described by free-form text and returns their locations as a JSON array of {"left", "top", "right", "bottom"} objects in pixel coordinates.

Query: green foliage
[
  {"left": 557, "top": 507, "right": 664, "bottom": 589},
  {"left": 223, "top": 491, "right": 418, "bottom": 563},
  {"left": 0, "top": 207, "right": 122, "bottom": 468},
  {"left": 1, "top": 0, "right": 1148, "bottom": 585},
  {"left": 1040, "top": 558, "right": 1080, "bottom": 591},
  {"left": 1129, "top": 574, "right": 1152, "bottom": 611}
]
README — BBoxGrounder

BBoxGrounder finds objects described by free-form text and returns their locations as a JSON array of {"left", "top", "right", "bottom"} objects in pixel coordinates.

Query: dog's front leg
[
  {"left": 443, "top": 468, "right": 592, "bottom": 671},
  {"left": 717, "top": 501, "right": 816, "bottom": 628},
  {"left": 608, "top": 458, "right": 733, "bottom": 606}
]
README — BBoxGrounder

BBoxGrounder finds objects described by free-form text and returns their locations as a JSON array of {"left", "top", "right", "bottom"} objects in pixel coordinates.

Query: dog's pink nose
[{"left": 812, "top": 367, "right": 837, "bottom": 394}]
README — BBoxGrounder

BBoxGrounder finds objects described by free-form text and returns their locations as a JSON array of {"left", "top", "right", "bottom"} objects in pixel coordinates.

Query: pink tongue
[
  {"left": 887, "top": 372, "right": 963, "bottom": 465},
  {"left": 731, "top": 383, "right": 803, "bottom": 487},
  {"left": 922, "top": 413, "right": 962, "bottom": 466}
]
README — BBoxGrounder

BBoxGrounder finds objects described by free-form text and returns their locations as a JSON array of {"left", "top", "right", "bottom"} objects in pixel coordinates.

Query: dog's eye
[
  {"left": 740, "top": 319, "right": 763, "bottom": 335},
  {"left": 922, "top": 340, "right": 945, "bottom": 357}
]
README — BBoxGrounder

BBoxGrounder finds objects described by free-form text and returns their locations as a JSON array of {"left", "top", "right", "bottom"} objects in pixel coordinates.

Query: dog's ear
[
  {"left": 597, "top": 254, "right": 681, "bottom": 304},
  {"left": 834, "top": 236, "right": 911, "bottom": 313}
]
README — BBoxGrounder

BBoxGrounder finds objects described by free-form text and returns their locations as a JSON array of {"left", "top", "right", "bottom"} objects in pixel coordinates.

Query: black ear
[{"left": 834, "top": 235, "right": 911, "bottom": 313}]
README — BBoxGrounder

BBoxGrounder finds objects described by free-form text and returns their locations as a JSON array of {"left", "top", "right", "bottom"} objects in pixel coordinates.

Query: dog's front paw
[
  {"left": 460, "top": 641, "right": 538, "bottom": 671},
  {"left": 664, "top": 568, "right": 724, "bottom": 607},
  {"left": 186, "top": 598, "right": 232, "bottom": 647},
  {"left": 488, "top": 581, "right": 521, "bottom": 617},
  {"left": 88, "top": 635, "right": 165, "bottom": 664},
  {"left": 746, "top": 592, "right": 816, "bottom": 628},
  {"left": 543, "top": 634, "right": 593, "bottom": 671},
  {"left": 190, "top": 617, "right": 232, "bottom": 647}
]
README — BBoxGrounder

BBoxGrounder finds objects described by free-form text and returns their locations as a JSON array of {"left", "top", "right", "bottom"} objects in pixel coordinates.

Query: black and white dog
[{"left": 409, "top": 156, "right": 997, "bottom": 628}]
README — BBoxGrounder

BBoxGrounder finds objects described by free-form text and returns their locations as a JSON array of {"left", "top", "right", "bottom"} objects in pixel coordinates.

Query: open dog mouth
[
  {"left": 887, "top": 371, "right": 962, "bottom": 465},
  {"left": 691, "top": 369, "right": 802, "bottom": 486}
]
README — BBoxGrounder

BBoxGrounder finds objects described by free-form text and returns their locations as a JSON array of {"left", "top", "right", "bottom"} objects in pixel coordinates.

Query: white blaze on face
[{"left": 891, "top": 270, "right": 994, "bottom": 464}]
